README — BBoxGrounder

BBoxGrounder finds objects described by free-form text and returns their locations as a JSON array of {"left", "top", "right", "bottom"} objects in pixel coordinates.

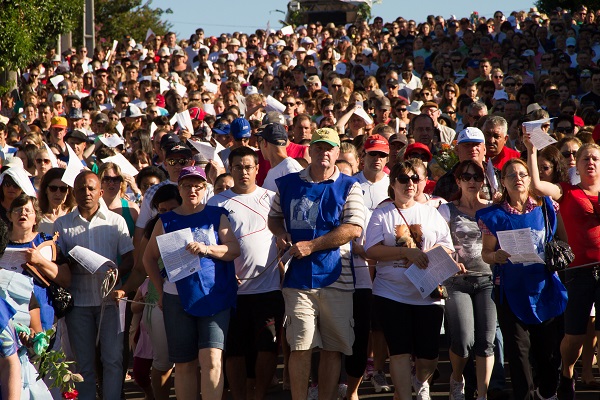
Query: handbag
[
  {"left": 21, "top": 235, "right": 74, "bottom": 318},
  {"left": 541, "top": 198, "right": 574, "bottom": 272}
]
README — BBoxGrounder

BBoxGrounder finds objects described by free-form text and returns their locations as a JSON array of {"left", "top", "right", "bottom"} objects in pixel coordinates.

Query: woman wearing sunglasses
[
  {"left": 98, "top": 163, "right": 139, "bottom": 237},
  {"left": 437, "top": 160, "right": 495, "bottom": 400},
  {"left": 365, "top": 160, "right": 456, "bottom": 400},
  {"left": 32, "top": 149, "right": 54, "bottom": 192},
  {"left": 37, "top": 168, "right": 75, "bottom": 236}
]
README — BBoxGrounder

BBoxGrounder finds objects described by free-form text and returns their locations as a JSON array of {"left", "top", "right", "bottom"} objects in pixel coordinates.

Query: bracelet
[{"left": 203, "top": 244, "right": 209, "bottom": 257}]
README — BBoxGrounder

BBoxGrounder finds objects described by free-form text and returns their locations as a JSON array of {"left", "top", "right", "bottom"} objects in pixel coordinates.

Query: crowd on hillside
[{"left": 1, "top": 4, "right": 600, "bottom": 400}]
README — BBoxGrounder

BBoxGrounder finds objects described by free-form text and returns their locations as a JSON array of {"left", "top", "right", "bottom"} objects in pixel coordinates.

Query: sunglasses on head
[
  {"left": 396, "top": 174, "right": 420, "bottom": 184},
  {"left": 48, "top": 185, "right": 68, "bottom": 193},
  {"left": 459, "top": 173, "right": 484, "bottom": 182}
]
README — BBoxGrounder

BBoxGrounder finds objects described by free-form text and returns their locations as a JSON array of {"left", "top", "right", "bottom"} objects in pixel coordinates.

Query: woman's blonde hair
[{"left": 97, "top": 162, "right": 127, "bottom": 198}]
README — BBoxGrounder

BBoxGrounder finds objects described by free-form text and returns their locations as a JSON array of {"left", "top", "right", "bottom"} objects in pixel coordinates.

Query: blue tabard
[
  {"left": 160, "top": 206, "right": 237, "bottom": 317},
  {"left": 476, "top": 197, "right": 567, "bottom": 325},
  {"left": 276, "top": 172, "right": 357, "bottom": 289}
]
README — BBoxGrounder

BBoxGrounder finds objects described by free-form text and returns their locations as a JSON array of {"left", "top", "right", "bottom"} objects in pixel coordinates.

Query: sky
[{"left": 150, "top": 0, "right": 536, "bottom": 39}]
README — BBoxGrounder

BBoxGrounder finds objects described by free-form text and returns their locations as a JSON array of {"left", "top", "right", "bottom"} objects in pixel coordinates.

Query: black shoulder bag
[{"left": 541, "top": 198, "right": 574, "bottom": 273}]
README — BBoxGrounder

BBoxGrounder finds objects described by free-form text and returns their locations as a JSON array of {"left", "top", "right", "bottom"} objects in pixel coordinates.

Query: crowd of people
[{"left": 1, "top": 4, "right": 600, "bottom": 400}]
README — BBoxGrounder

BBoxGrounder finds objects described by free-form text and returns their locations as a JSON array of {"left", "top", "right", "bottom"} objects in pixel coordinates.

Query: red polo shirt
[{"left": 489, "top": 146, "right": 520, "bottom": 170}]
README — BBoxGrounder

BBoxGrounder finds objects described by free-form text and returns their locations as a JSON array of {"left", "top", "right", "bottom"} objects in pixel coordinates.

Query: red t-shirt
[
  {"left": 489, "top": 146, "right": 521, "bottom": 170},
  {"left": 559, "top": 182, "right": 600, "bottom": 267},
  {"left": 256, "top": 142, "right": 307, "bottom": 186}
]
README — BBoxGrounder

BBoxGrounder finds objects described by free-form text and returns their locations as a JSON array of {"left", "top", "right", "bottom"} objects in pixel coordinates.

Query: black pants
[
  {"left": 345, "top": 289, "right": 372, "bottom": 378},
  {"left": 496, "top": 292, "right": 560, "bottom": 400}
]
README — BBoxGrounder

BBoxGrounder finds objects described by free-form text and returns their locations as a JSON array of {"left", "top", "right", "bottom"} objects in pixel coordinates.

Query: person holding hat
[
  {"left": 257, "top": 123, "right": 303, "bottom": 192},
  {"left": 143, "top": 165, "right": 239, "bottom": 400},
  {"left": 268, "top": 127, "right": 365, "bottom": 400}
]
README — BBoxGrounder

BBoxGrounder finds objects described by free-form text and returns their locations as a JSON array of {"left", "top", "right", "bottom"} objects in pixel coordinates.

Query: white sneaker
[
  {"left": 307, "top": 385, "right": 318, "bottom": 400},
  {"left": 535, "top": 388, "right": 558, "bottom": 400},
  {"left": 411, "top": 374, "right": 431, "bottom": 400},
  {"left": 371, "top": 371, "right": 391, "bottom": 393},
  {"left": 449, "top": 376, "right": 465, "bottom": 400},
  {"left": 337, "top": 383, "right": 348, "bottom": 400}
]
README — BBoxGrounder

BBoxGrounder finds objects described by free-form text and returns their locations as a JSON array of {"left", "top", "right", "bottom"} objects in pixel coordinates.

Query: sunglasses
[
  {"left": 48, "top": 185, "right": 69, "bottom": 193},
  {"left": 396, "top": 108, "right": 407, "bottom": 112},
  {"left": 555, "top": 127, "right": 573, "bottom": 133},
  {"left": 504, "top": 82, "right": 516, "bottom": 87},
  {"left": 331, "top": 84, "right": 342, "bottom": 88},
  {"left": 396, "top": 174, "right": 421, "bottom": 184},
  {"left": 539, "top": 165, "right": 553, "bottom": 171},
  {"left": 561, "top": 151, "right": 577, "bottom": 158},
  {"left": 36, "top": 158, "right": 52, "bottom": 165},
  {"left": 102, "top": 176, "right": 123, "bottom": 184},
  {"left": 493, "top": 75, "right": 504, "bottom": 79},
  {"left": 166, "top": 158, "right": 191, "bottom": 166},
  {"left": 366, "top": 151, "right": 388, "bottom": 158},
  {"left": 285, "top": 102, "right": 296, "bottom": 106},
  {"left": 459, "top": 173, "right": 484, "bottom": 182}
]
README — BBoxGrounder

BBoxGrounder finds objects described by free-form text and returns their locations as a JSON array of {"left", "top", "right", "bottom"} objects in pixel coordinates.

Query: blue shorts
[{"left": 162, "top": 293, "right": 230, "bottom": 363}]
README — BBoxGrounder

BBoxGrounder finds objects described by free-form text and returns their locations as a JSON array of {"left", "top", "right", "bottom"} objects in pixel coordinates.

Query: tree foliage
[
  {"left": 84, "top": 0, "right": 173, "bottom": 47},
  {"left": 0, "top": 0, "right": 84, "bottom": 70},
  {"left": 535, "top": 0, "right": 600, "bottom": 14}
]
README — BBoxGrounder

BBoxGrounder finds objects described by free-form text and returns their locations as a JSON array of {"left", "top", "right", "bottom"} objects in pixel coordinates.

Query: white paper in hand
[
  {"left": 281, "top": 25, "right": 294, "bottom": 35},
  {"left": 61, "top": 143, "right": 84, "bottom": 187},
  {"left": 101, "top": 153, "right": 139, "bottom": 176},
  {"left": 353, "top": 107, "right": 373, "bottom": 125},
  {"left": 42, "top": 141, "right": 59, "bottom": 167},
  {"left": 187, "top": 140, "right": 224, "bottom": 167},
  {"left": 523, "top": 118, "right": 556, "bottom": 150},
  {"left": 404, "top": 246, "right": 460, "bottom": 298},
  {"left": 98, "top": 135, "right": 124, "bottom": 148},
  {"left": 176, "top": 110, "right": 195, "bottom": 134},
  {"left": 203, "top": 81, "right": 218, "bottom": 94},
  {"left": 68, "top": 246, "right": 117, "bottom": 274},
  {"left": 158, "top": 77, "right": 170, "bottom": 94},
  {"left": 115, "top": 121, "right": 125, "bottom": 136},
  {"left": 0, "top": 249, "right": 28, "bottom": 272},
  {"left": 156, "top": 228, "right": 202, "bottom": 283},
  {"left": 265, "top": 95, "right": 286, "bottom": 113},
  {"left": 49, "top": 75, "right": 65, "bottom": 89},
  {"left": 145, "top": 28, "right": 155, "bottom": 41},
  {"left": 172, "top": 82, "right": 187, "bottom": 97},
  {"left": 150, "top": 122, "right": 158, "bottom": 138}
]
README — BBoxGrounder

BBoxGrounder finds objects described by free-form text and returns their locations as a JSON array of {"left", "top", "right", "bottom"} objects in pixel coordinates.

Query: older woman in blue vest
[
  {"left": 477, "top": 158, "right": 567, "bottom": 400},
  {"left": 144, "top": 166, "right": 240, "bottom": 400}
]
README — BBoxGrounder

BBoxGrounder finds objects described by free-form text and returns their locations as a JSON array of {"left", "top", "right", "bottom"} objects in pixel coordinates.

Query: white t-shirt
[
  {"left": 365, "top": 201, "right": 453, "bottom": 305},
  {"left": 262, "top": 157, "right": 304, "bottom": 192},
  {"left": 207, "top": 186, "right": 280, "bottom": 294},
  {"left": 353, "top": 172, "right": 390, "bottom": 289}
]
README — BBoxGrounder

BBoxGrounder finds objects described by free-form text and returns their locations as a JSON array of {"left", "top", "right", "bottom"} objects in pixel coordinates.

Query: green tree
[
  {"left": 0, "top": 0, "right": 84, "bottom": 70},
  {"left": 80, "top": 0, "right": 173, "bottom": 47},
  {"left": 535, "top": 0, "right": 600, "bottom": 13}
]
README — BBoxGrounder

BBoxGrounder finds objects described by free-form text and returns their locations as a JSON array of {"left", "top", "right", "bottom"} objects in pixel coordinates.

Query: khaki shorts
[{"left": 283, "top": 287, "right": 354, "bottom": 355}]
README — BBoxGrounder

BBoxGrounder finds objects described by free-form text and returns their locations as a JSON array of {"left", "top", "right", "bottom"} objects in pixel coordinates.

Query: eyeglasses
[
  {"left": 48, "top": 185, "right": 69, "bottom": 193},
  {"left": 231, "top": 164, "right": 257, "bottom": 173},
  {"left": 445, "top": 110, "right": 456, "bottom": 114},
  {"left": 555, "top": 127, "right": 573, "bottom": 134},
  {"left": 504, "top": 82, "right": 516, "bottom": 87},
  {"left": 396, "top": 174, "right": 421, "bottom": 184},
  {"left": 398, "top": 126, "right": 407, "bottom": 131},
  {"left": 179, "top": 183, "right": 206, "bottom": 191},
  {"left": 285, "top": 102, "right": 296, "bottom": 107},
  {"left": 366, "top": 151, "right": 388, "bottom": 158},
  {"left": 36, "top": 158, "right": 52, "bottom": 165},
  {"left": 331, "top": 84, "right": 342, "bottom": 89},
  {"left": 421, "top": 92, "right": 432, "bottom": 96},
  {"left": 539, "top": 165, "right": 553, "bottom": 171},
  {"left": 165, "top": 157, "right": 192, "bottom": 167},
  {"left": 102, "top": 176, "right": 123, "bottom": 184},
  {"left": 396, "top": 108, "right": 407, "bottom": 113},
  {"left": 323, "top": 108, "right": 334, "bottom": 114},
  {"left": 459, "top": 172, "right": 484, "bottom": 182},
  {"left": 10, "top": 208, "right": 35, "bottom": 216},
  {"left": 493, "top": 75, "right": 504, "bottom": 79},
  {"left": 561, "top": 150, "right": 577, "bottom": 158},
  {"left": 201, "top": 98, "right": 211, "bottom": 102},
  {"left": 504, "top": 173, "right": 529, "bottom": 180}
]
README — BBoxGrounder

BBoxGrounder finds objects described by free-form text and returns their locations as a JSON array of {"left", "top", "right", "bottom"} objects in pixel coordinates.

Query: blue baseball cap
[
  {"left": 230, "top": 118, "right": 251, "bottom": 140},
  {"left": 212, "top": 122, "right": 230, "bottom": 136}
]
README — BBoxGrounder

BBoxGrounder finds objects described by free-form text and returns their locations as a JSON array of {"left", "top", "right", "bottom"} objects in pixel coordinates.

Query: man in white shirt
[
  {"left": 54, "top": 171, "right": 134, "bottom": 400},
  {"left": 257, "top": 123, "right": 303, "bottom": 192},
  {"left": 207, "top": 146, "right": 283, "bottom": 400}
]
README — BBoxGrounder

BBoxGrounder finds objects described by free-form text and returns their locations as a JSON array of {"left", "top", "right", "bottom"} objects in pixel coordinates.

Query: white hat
[
  {"left": 526, "top": 103, "right": 543, "bottom": 114},
  {"left": 245, "top": 85, "right": 258, "bottom": 95},
  {"left": 301, "top": 37, "right": 314, "bottom": 44},
  {"left": 362, "top": 48, "right": 373, "bottom": 57},
  {"left": 276, "top": 40, "right": 286, "bottom": 47},
  {"left": 406, "top": 100, "right": 423, "bottom": 115},
  {"left": 295, "top": 46, "right": 307, "bottom": 53},
  {"left": 457, "top": 127, "right": 485, "bottom": 144}
]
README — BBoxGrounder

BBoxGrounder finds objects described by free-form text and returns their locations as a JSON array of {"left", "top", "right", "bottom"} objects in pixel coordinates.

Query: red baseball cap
[
  {"left": 404, "top": 142, "right": 433, "bottom": 162},
  {"left": 364, "top": 134, "right": 390, "bottom": 154}
]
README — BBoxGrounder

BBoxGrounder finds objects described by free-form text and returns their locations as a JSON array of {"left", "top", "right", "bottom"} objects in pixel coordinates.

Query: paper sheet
[
  {"left": 101, "top": 153, "right": 139, "bottom": 176},
  {"left": 118, "top": 299, "right": 127, "bottom": 334},
  {"left": 0, "top": 167, "right": 36, "bottom": 197},
  {"left": 265, "top": 95, "right": 286, "bottom": 113},
  {"left": 523, "top": 118, "right": 556, "bottom": 150},
  {"left": 281, "top": 25, "right": 294, "bottom": 35},
  {"left": 156, "top": 228, "right": 201, "bottom": 283},
  {"left": 61, "top": 143, "right": 84, "bottom": 187},
  {"left": 0, "top": 249, "right": 27, "bottom": 272},
  {"left": 49, "top": 75, "right": 65, "bottom": 89},
  {"left": 145, "top": 28, "right": 155, "bottom": 41},
  {"left": 172, "top": 82, "right": 187, "bottom": 97},
  {"left": 115, "top": 121, "right": 124, "bottom": 136},
  {"left": 42, "top": 141, "right": 59, "bottom": 167},
  {"left": 203, "top": 103, "right": 216, "bottom": 115},
  {"left": 203, "top": 81, "right": 218, "bottom": 94},
  {"left": 176, "top": 110, "right": 195, "bottom": 134},
  {"left": 98, "top": 134, "right": 124, "bottom": 148},
  {"left": 150, "top": 122, "right": 158, "bottom": 138},
  {"left": 187, "top": 140, "right": 224, "bottom": 167},
  {"left": 158, "top": 77, "right": 170, "bottom": 94},
  {"left": 497, "top": 228, "right": 545, "bottom": 264},
  {"left": 353, "top": 107, "right": 373, "bottom": 125},
  {"left": 404, "top": 246, "right": 460, "bottom": 298},
  {"left": 68, "top": 246, "right": 117, "bottom": 274}
]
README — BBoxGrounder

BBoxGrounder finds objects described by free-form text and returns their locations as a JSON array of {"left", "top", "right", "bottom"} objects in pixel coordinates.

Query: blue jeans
[{"left": 66, "top": 305, "right": 123, "bottom": 400}]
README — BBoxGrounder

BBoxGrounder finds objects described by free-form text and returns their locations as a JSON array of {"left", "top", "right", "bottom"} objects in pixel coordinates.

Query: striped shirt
[
  {"left": 54, "top": 203, "right": 134, "bottom": 307},
  {"left": 270, "top": 165, "right": 365, "bottom": 291}
]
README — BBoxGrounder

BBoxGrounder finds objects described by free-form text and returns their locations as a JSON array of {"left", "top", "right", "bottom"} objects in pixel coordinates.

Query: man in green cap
[{"left": 268, "top": 127, "right": 365, "bottom": 400}]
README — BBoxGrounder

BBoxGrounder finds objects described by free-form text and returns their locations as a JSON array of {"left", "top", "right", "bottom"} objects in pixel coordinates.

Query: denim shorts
[{"left": 162, "top": 293, "right": 231, "bottom": 363}]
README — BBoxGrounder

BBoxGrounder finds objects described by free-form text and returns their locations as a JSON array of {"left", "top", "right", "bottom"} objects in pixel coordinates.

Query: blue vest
[
  {"left": 276, "top": 172, "right": 357, "bottom": 289},
  {"left": 161, "top": 206, "right": 237, "bottom": 317},
  {"left": 0, "top": 297, "right": 15, "bottom": 335},
  {"left": 476, "top": 197, "right": 568, "bottom": 325}
]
